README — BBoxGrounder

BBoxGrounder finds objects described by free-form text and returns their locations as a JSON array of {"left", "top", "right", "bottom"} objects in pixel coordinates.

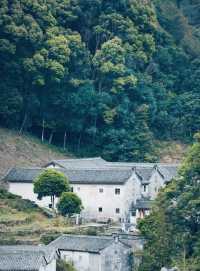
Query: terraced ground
[{"left": 0, "top": 189, "right": 107, "bottom": 245}]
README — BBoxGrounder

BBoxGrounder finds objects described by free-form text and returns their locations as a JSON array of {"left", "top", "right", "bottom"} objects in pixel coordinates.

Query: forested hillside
[{"left": 0, "top": 0, "right": 200, "bottom": 161}]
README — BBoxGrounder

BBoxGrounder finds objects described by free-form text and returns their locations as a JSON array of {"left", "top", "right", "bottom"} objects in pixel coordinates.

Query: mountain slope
[{"left": 0, "top": 128, "right": 71, "bottom": 179}]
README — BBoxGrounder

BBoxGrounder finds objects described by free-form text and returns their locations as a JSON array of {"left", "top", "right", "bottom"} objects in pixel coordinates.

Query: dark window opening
[
  {"left": 116, "top": 208, "right": 120, "bottom": 214},
  {"left": 98, "top": 207, "right": 103, "bottom": 212},
  {"left": 115, "top": 188, "right": 120, "bottom": 195}
]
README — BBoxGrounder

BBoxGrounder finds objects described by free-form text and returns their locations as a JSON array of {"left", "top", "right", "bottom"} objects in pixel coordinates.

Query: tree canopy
[
  {"left": 34, "top": 169, "right": 70, "bottom": 208},
  {"left": 138, "top": 133, "right": 200, "bottom": 271},
  {"left": 57, "top": 192, "right": 82, "bottom": 217},
  {"left": 0, "top": 0, "right": 200, "bottom": 161}
]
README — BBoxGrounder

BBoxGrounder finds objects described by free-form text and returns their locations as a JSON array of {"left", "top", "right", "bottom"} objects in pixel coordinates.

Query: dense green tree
[
  {"left": 57, "top": 192, "right": 82, "bottom": 217},
  {"left": 34, "top": 169, "right": 70, "bottom": 209},
  {"left": 138, "top": 133, "right": 200, "bottom": 271}
]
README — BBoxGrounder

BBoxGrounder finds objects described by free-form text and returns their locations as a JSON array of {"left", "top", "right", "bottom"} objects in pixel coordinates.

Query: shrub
[
  {"left": 56, "top": 259, "right": 76, "bottom": 271},
  {"left": 40, "top": 233, "right": 61, "bottom": 245}
]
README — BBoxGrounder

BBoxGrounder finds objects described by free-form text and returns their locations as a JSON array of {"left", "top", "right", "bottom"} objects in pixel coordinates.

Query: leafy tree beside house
[
  {"left": 57, "top": 192, "right": 82, "bottom": 217},
  {"left": 34, "top": 169, "right": 70, "bottom": 209},
  {"left": 138, "top": 133, "right": 200, "bottom": 271}
]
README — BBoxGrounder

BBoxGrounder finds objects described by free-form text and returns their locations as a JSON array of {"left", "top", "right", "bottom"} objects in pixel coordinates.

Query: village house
[
  {"left": 3, "top": 157, "right": 178, "bottom": 224},
  {"left": 0, "top": 245, "right": 57, "bottom": 271},
  {"left": 48, "top": 234, "right": 142, "bottom": 271}
]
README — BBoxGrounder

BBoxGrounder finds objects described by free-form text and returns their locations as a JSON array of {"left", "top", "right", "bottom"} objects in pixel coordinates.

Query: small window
[
  {"left": 116, "top": 208, "right": 120, "bottom": 214},
  {"left": 115, "top": 188, "right": 120, "bottom": 195},
  {"left": 143, "top": 184, "right": 148, "bottom": 192},
  {"left": 77, "top": 187, "right": 80, "bottom": 191},
  {"left": 131, "top": 210, "right": 136, "bottom": 216},
  {"left": 98, "top": 207, "right": 103, "bottom": 212},
  {"left": 99, "top": 188, "right": 104, "bottom": 193}
]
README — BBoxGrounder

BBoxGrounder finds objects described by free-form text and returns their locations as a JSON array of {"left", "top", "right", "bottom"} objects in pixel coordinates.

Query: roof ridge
[
  {"left": 53, "top": 157, "right": 104, "bottom": 161},
  {"left": 62, "top": 167, "right": 132, "bottom": 171},
  {"left": 61, "top": 234, "right": 113, "bottom": 240},
  {"left": 11, "top": 167, "right": 43, "bottom": 170}
]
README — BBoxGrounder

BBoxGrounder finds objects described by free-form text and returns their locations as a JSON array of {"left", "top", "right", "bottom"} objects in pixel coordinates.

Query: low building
[
  {"left": 0, "top": 245, "right": 57, "bottom": 271},
  {"left": 48, "top": 234, "right": 134, "bottom": 271},
  {"left": 3, "top": 157, "right": 178, "bottom": 223}
]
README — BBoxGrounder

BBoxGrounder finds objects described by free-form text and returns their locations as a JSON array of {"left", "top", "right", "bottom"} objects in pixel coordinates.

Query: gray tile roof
[
  {"left": 157, "top": 165, "right": 178, "bottom": 182},
  {"left": 134, "top": 198, "right": 153, "bottom": 210},
  {"left": 0, "top": 246, "right": 56, "bottom": 271},
  {"left": 62, "top": 168, "right": 133, "bottom": 184},
  {"left": 49, "top": 234, "right": 132, "bottom": 253},
  {"left": 135, "top": 167, "right": 154, "bottom": 184},
  {"left": 106, "top": 162, "right": 179, "bottom": 183},
  {"left": 4, "top": 167, "right": 133, "bottom": 185},
  {"left": 45, "top": 157, "right": 107, "bottom": 169},
  {"left": 0, "top": 252, "right": 45, "bottom": 271},
  {"left": 3, "top": 157, "right": 179, "bottom": 185},
  {"left": 3, "top": 168, "right": 42, "bottom": 183},
  {"left": 48, "top": 234, "right": 114, "bottom": 253}
]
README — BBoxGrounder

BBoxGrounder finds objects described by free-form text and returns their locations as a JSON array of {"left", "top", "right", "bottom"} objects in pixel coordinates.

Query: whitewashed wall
[
  {"left": 72, "top": 180, "right": 132, "bottom": 222},
  {"left": 8, "top": 183, "right": 58, "bottom": 208},
  {"left": 60, "top": 250, "right": 100, "bottom": 271},
  {"left": 101, "top": 241, "right": 132, "bottom": 271},
  {"left": 148, "top": 170, "right": 165, "bottom": 199}
]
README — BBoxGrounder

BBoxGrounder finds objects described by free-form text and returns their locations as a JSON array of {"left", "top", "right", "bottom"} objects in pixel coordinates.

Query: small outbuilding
[{"left": 49, "top": 234, "right": 134, "bottom": 271}]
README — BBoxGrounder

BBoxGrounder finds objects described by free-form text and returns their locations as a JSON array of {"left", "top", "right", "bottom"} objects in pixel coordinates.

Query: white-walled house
[
  {"left": 0, "top": 245, "right": 57, "bottom": 271},
  {"left": 3, "top": 157, "right": 178, "bottom": 223},
  {"left": 48, "top": 234, "right": 134, "bottom": 271}
]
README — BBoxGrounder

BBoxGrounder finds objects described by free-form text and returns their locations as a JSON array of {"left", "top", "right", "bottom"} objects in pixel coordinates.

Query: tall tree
[
  {"left": 138, "top": 133, "right": 200, "bottom": 271},
  {"left": 34, "top": 169, "right": 70, "bottom": 209}
]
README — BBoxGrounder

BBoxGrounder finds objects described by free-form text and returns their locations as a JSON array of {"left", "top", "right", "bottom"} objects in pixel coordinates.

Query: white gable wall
[
  {"left": 131, "top": 172, "right": 142, "bottom": 204},
  {"left": 100, "top": 241, "right": 132, "bottom": 271},
  {"left": 60, "top": 250, "right": 100, "bottom": 271},
  {"left": 148, "top": 170, "right": 165, "bottom": 199},
  {"left": 123, "top": 172, "right": 141, "bottom": 219}
]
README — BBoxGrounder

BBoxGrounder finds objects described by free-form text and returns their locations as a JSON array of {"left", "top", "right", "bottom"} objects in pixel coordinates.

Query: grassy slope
[
  {"left": 0, "top": 128, "right": 72, "bottom": 179},
  {"left": 0, "top": 189, "right": 67, "bottom": 244},
  {"left": 0, "top": 189, "right": 106, "bottom": 245}
]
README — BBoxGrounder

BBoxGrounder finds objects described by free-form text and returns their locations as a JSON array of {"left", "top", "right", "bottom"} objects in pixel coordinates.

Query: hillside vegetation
[
  {"left": 0, "top": 0, "right": 199, "bottom": 161},
  {"left": 138, "top": 134, "right": 200, "bottom": 271},
  {"left": 0, "top": 128, "right": 69, "bottom": 179},
  {"left": 0, "top": 189, "right": 67, "bottom": 244},
  {"left": 0, "top": 189, "right": 106, "bottom": 245}
]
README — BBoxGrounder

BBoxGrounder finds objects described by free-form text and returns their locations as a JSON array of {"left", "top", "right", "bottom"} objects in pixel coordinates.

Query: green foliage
[
  {"left": 57, "top": 192, "right": 82, "bottom": 217},
  {"left": 40, "top": 233, "right": 60, "bottom": 245},
  {"left": 56, "top": 259, "right": 76, "bottom": 271},
  {"left": 34, "top": 169, "right": 70, "bottom": 208},
  {"left": 0, "top": 189, "right": 39, "bottom": 212},
  {"left": 138, "top": 133, "right": 200, "bottom": 271},
  {"left": 0, "top": 0, "right": 200, "bottom": 161}
]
